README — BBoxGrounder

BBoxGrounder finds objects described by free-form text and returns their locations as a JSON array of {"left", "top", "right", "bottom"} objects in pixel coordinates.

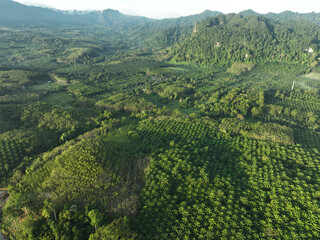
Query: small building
[{"left": 306, "top": 48, "right": 314, "bottom": 53}]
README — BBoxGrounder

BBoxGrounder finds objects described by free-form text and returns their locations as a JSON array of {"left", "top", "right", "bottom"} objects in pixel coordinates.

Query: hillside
[
  {"left": 0, "top": 0, "right": 80, "bottom": 25},
  {"left": 265, "top": 11, "right": 320, "bottom": 26},
  {"left": 0, "top": 1, "right": 218, "bottom": 32},
  {"left": 168, "top": 14, "right": 320, "bottom": 66},
  {"left": 2, "top": 0, "right": 320, "bottom": 51},
  {"left": 235, "top": 10, "right": 320, "bottom": 26},
  {"left": 133, "top": 10, "right": 223, "bottom": 47},
  {"left": 2, "top": 1, "right": 320, "bottom": 239},
  {"left": 0, "top": 1, "right": 222, "bottom": 48}
]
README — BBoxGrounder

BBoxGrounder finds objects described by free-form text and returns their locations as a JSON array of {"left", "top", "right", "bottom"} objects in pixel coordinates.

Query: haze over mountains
[
  {"left": 1, "top": 0, "right": 320, "bottom": 28},
  {"left": 1, "top": 0, "right": 319, "bottom": 65}
]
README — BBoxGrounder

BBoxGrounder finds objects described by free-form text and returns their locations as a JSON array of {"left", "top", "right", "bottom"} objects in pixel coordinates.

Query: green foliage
[
  {"left": 249, "top": 122, "right": 294, "bottom": 144},
  {"left": 169, "top": 14, "right": 320, "bottom": 66},
  {"left": 251, "top": 106, "right": 262, "bottom": 117},
  {"left": 0, "top": 104, "right": 22, "bottom": 134},
  {"left": 227, "top": 62, "right": 255, "bottom": 75},
  {"left": 96, "top": 93, "right": 156, "bottom": 112},
  {"left": 38, "top": 108, "right": 78, "bottom": 132},
  {"left": 219, "top": 118, "right": 294, "bottom": 144},
  {"left": 2, "top": 57, "right": 320, "bottom": 240},
  {"left": 2, "top": 6, "right": 320, "bottom": 240},
  {"left": 37, "top": 139, "right": 118, "bottom": 206},
  {"left": 265, "top": 11, "right": 320, "bottom": 26},
  {"left": 61, "top": 47, "right": 103, "bottom": 64},
  {"left": 89, "top": 217, "right": 137, "bottom": 240},
  {"left": 151, "top": 26, "right": 192, "bottom": 48},
  {"left": 199, "top": 87, "right": 261, "bottom": 117},
  {"left": 21, "top": 102, "right": 52, "bottom": 126},
  {"left": 88, "top": 209, "right": 103, "bottom": 231},
  {"left": 1, "top": 123, "right": 147, "bottom": 238},
  {"left": 0, "top": 139, "right": 27, "bottom": 186},
  {"left": 67, "top": 82, "right": 104, "bottom": 97},
  {"left": 134, "top": 119, "right": 320, "bottom": 239},
  {"left": 157, "top": 85, "right": 194, "bottom": 100},
  {"left": 219, "top": 118, "right": 250, "bottom": 135},
  {"left": 0, "top": 70, "right": 44, "bottom": 91},
  {"left": 40, "top": 91, "right": 76, "bottom": 107}
]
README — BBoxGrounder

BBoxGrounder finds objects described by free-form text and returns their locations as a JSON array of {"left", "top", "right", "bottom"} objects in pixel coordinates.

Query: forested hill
[
  {"left": 236, "top": 10, "right": 320, "bottom": 26},
  {"left": 168, "top": 14, "right": 320, "bottom": 66},
  {"left": 0, "top": 0, "right": 220, "bottom": 30},
  {"left": 2, "top": 0, "right": 320, "bottom": 50},
  {"left": 0, "top": 0, "right": 80, "bottom": 25},
  {"left": 134, "top": 10, "right": 223, "bottom": 47},
  {"left": 265, "top": 11, "right": 320, "bottom": 27},
  {"left": 0, "top": 0, "right": 152, "bottom": 27},
  {"left": 0, "top": 0, "right": 221, "bottom": 47}
]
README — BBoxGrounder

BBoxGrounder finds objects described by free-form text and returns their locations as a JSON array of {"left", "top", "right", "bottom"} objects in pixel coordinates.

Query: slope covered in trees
[
  {"left": 2, "top": 116, "right": 320, "bottom": 239},
  {"left": 265, "top": 11, "right": 320, "bottom": 26},
  {"left": 2, "top": 2, "right": 320, "bottom": 239},
  {"left": 168, "top": 14, "right": 320, "bottom": 66},
  {"left": 0, "top": 0, "right": 221, "bottom": 48}
]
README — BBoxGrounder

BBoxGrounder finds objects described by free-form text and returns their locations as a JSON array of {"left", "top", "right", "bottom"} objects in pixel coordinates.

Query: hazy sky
[{"left": 14, "top": 0, "right": 320, "bottom": 19}]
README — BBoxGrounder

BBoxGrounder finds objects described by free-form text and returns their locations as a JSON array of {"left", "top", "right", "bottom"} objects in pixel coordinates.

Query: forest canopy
[{"left": 1, "top": 2, "right": 320, "bottom": 239}]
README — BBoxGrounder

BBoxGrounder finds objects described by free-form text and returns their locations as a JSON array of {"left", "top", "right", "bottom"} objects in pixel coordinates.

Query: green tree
[
  {"left": 89, "top": 217, "right": 136, "bottom": 240},
  {"left": 291, "top": 109, "right": 300, "bottom": 119},
  {"left": 88, "top": 209, "right": 103, "bottom": 232},
  {"left": 251, "top": 107, "right": 261, "bottom": 118}
]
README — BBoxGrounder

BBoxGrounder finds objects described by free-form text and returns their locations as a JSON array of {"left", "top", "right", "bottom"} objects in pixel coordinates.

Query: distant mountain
[
  {"left": 0, "top": 1, "right": 224, "bottom": 47},
  {"left": 135, "top": 10, "right": 223, "bottom": 47},
  {"left": 2, "top": 0, "right": 320, "bottom": 52},
  {"left": 157, "top": 10, "right": 223, "bottom": 27},
  {"left": 0, "top": 0, "right": 220, "bottom": 46},
  {"left": 235, "top": 9, "right": 320, "bottom": 27},
  {"left": 2, "top": 0, "right": 320, "bottom": 28},
  {"left": 0, "top": 0, "right": 153, "bottom": 27},
  {"left": 238, "top": 9, "right": 259, "bottom": 17},
  {"left": 0, "top": 0, "right": 78, "bottom": 25},
  {"left": 168, "top": 14, "right": 320, "bottom": 66},
  {"left": 265, "top": 11, "right": 320, "bottom": 26},
  {"left": 81, "top": 9, "right": 154, "bottom": 30},
  {"left": 0, "top": 0, "right": 220, "bottom": 29}
]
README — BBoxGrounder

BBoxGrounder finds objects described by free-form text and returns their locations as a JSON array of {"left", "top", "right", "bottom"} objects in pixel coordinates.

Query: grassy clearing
[
  {"left": 29, "top": 83, "right": 61, "bottom": 91},
  {"left": 49, "top": 73, "right": 69, "bottom": 84},
  {"left": 142, "top": 93, "right": 199, "bottom": 115},
  {"left": 301, "top": 72, "right": 320, "bottom": 80},
  {"left": 165, "top": 67, "right": 190, "bottom": 71}
]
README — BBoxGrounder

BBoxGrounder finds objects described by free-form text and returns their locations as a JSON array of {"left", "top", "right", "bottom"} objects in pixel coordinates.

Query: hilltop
[{"left": 168, "top": 14, "right": 320, "bottom": 66}]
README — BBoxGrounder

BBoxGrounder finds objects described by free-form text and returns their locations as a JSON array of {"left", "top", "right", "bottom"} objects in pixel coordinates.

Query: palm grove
[{"left": 1, "top": 0, "right": 320, "bottom": 239}]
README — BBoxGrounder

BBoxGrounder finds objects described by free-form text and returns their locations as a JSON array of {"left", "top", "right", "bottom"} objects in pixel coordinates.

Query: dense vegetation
[
  {"left": 169, "top": 14, "right": 320, "bottom": 66},
  {"left": 1, "top": 1, "right": 320, "bottom": 239}
]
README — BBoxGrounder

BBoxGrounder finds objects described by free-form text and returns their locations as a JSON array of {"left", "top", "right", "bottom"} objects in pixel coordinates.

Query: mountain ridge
[
  {"left": 2, "top": 0, "right": 320, "bottom": 62},
  {"left": 168, "top": 14, "right": 320, "bottom": 66},
  {"left": 2, "top": 0, "right": 320, "bottom": 27}
]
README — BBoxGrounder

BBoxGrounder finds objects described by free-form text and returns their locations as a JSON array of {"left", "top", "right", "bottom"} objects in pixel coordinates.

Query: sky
[{"left": 14, "top": 0, "right": 320, "bottom": 19}]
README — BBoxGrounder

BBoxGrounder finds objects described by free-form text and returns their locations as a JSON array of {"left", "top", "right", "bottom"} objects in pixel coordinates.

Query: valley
[{"left": 0, "top": 0, "right": 320, "bottom": 239}]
